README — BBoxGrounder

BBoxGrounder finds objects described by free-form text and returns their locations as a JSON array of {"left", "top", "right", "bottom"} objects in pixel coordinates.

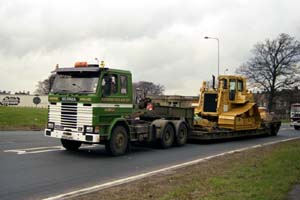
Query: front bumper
[
  {"left": 44, "top": 129, "right": 100, "bottom": 143},
  {"left": 290, "top": 121, "right": 300, "bottom": 127}
]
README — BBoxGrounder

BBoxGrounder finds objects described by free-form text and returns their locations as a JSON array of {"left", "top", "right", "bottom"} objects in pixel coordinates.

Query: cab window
[
  {"left": 120, "top": 75, "right": 128, "bottom": 95},
  {"left": 221, "top": 79, "right": 228, "bottom": 89},
  {"left": 229, "top": 79, "right": 236, "bottom": 101},
  {"left": 237, "top": 80, "right": 243, "bottom": 92},
  {"left": 102, "top": 74, "right": 118, "bottom": 96},
  {"left": 229, "top": 79, "right": 236, "bottom": 91}
]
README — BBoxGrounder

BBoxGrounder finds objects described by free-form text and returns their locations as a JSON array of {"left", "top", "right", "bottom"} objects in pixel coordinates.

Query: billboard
[{"left": 0, "top": 95, "right": 48, "bottom": 108}]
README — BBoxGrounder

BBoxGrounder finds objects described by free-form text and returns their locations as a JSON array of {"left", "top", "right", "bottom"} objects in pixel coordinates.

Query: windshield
[
  {"left": 51, "top": 72, "right": 99, "bottom": 94},
  {"left": 291, "top": 105, "right": 300, "bottom": 112}
]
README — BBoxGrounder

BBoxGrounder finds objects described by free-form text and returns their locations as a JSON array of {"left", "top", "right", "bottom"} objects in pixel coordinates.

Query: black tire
[
  {"left": 159, "top": 123, "right": 175, "bottom": 149},
  {"left": 175, "top": 123, "right": 188, "bottom": 146},
  {"left": 270, "top": 124, "right": 280, "bottom": 136},
  {"left": 61, "top": 139, "right": 81, "bottom": 151},
  {"left": 105, "top": 126, "right": 129, "bottom": 156},
  {"left": 295, "top": 126, "right": 300, "bottom": 130}
]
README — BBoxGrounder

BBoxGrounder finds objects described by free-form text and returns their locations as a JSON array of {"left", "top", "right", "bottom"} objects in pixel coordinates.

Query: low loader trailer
[{"left": 45, "top": 62, "right": 281, "bottom": 156}]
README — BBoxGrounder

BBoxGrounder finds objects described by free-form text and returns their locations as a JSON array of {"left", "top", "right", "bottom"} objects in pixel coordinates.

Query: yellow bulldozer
[{"left": 194, "top": 75, "right": 275, "bottom": 132}]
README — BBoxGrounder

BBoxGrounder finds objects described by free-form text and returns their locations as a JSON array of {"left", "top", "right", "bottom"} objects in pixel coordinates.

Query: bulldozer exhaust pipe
[{"left": 212, "top": 75, "right": 215, "bottom": 89}]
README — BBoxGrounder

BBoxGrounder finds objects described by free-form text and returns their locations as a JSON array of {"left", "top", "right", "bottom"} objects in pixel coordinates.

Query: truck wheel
[
  {"left": 175, "top": 123, "right": 188, "bottom": 146},
  {"left": 159, "top": 123, "right": 175, "bottom": 149},
  {"left": 61, "top": 139, "right": 81, "bottom": 151},
  {"left": 295, "top": 126, "right": 300, "bottom": 130},
  {"left": 105, "top": 126, "right": 128, "bottom": 156}
]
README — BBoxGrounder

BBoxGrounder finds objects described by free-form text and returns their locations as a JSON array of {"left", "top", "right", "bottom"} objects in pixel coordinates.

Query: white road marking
[
  {"left": 3, "top": 144, "right": 99, "bottom": 155},
  {"left": 42, "top": 136, "right": 300, "bottom": 200},
  {"left": 4, "top": 146, "right": 63, "bottom": 155},
  {"left": 280, "top": 127, "right": 294, "bottom": 130}
]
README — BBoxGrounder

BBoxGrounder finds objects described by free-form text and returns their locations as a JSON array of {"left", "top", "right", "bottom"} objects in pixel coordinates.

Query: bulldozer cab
[{"left": 219, "top": 76, "right": 247, "bottom": 103}]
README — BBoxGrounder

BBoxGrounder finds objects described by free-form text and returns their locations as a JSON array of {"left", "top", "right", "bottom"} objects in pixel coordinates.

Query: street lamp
[
  {"left": 204, "top": 36, "right": 220, "bottom": 76},
  {"left": 224, "top": 68, "right": 228, "bottom": 75}
]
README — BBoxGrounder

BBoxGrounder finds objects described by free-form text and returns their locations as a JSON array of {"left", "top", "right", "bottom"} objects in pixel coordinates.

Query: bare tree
[
  {"left": 134, "top": 81, "right": 165, "bottom": 99},
  {"left": 35, "top": 74, "right": 56, "bottom": 95},
  {"left": 236, "top": 33, "right": 300, "bottom": 111}
]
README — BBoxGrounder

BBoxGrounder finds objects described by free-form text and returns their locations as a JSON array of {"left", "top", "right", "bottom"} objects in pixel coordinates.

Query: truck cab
[{"left": 45, "top": 62, "right": 133, "bottom": 154}]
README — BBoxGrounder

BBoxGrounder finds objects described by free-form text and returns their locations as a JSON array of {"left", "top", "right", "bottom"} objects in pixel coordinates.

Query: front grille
[
  {"left": 293, "top": 114, "right": 300, "bottom": 118},
  {"left": 61, "top": 103, "right": 77, "bottom": 129},
  {"left": 291, "top": 117, "right": 300, "bottom": 122},
  {"left": 48, "top": 102, "right": 92, "bottom": 131}
]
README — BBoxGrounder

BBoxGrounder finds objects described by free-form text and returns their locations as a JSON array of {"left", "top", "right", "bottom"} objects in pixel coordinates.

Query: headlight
[
  {"left": 47, "top": 122, "right": 54, "bottom": 129},
  {"left": 84, "top": 126, "right": 94, "bottom": 133}
]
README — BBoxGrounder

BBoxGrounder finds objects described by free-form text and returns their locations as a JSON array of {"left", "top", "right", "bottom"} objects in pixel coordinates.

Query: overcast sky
[{"left": 0, "top": 0, "right": 299, "bottom": 95}]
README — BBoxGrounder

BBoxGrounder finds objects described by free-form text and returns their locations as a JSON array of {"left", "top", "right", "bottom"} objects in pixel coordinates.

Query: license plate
[{"left": 62, "top": 132, "right": 73, "bottom": 140}]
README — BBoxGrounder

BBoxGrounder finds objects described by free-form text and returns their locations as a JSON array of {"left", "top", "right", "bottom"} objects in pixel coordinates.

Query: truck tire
[
  {"left": 175, "top": 122, "right": 188, "bottom": 146},
  {"left": 294, "top": 126, "right": 300, "bottom": 130},
  {"left": 105, "top": 126, "right": 128, "bottom": 156},
  {"left": 159, "top": 123, "right": 175, "bottom": 149},
  {"left": 270, "top": 123, "right": 280, "bottom": 136},
  {"left": 61, "top": 139, "right": 81, "bottom": 151}
]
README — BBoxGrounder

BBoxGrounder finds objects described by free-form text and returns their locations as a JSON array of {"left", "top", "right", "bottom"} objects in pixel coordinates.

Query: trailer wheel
[
  {"left": 159, "top": 123, "right": 175, "bottom": 149},
  {"left": 105, "top": 126, "right": 128, "bottom": 156},
  {"left": 61, "top": 139, "right": 81, "bottom": 151},
  {"left": 270, "top": 124, "right": 280, "bottom": 136},
  {"left": 175, "top": 123, "right": 188, "bottom": 146}
]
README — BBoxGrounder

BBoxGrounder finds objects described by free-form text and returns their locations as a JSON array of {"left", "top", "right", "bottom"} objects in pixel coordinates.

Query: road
[{"left": 0, "top": 125, "right": 299, "bottom": 200}]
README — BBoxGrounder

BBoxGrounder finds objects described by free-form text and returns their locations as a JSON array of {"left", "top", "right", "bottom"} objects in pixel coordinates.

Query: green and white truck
[
  {"left": 45, "top": 62, "right": 281, "bottom": 156},
  {"left": 45, "top": 62, "right": 193, "bottom": 156}
]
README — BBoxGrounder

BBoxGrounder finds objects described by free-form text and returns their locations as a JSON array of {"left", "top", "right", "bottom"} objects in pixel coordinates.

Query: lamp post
[
  {"left": 224, "top": 68, "right": 228, "bottom": 75},
  {"left": 204, "top": 36, "right": 220, "bottom": 76}
]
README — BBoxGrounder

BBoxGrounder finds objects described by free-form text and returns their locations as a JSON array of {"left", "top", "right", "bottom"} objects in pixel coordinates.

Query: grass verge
[
  {"left": 0, "top": 106, "right": 47, "bottom": 131},
  {"left": 74, "top": 139, "right": 300, "bottom": 200},
  {"left": 281, "top": 118, "right": 290, "bottom": 123}
]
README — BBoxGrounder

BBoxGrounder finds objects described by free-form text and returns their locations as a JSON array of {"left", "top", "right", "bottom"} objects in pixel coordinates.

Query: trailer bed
[{"left": 189, "top": 121, "right": 281, "bottom": 140}]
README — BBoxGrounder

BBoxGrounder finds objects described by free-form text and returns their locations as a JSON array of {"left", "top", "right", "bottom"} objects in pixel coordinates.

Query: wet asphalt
[{"left": 0, "top": 124, "right": 299, "bottom": 200}]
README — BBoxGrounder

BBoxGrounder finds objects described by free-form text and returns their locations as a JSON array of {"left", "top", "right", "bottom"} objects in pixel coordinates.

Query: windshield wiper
[
  {"left": 77, "top": 90, "right": 94, "bottom": 94},
  {"left": 72, "top": 83, "right": 82, "bottom": 90},
  {"left": 53, "top": 89, "right": 72, "bottom": 94}
]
